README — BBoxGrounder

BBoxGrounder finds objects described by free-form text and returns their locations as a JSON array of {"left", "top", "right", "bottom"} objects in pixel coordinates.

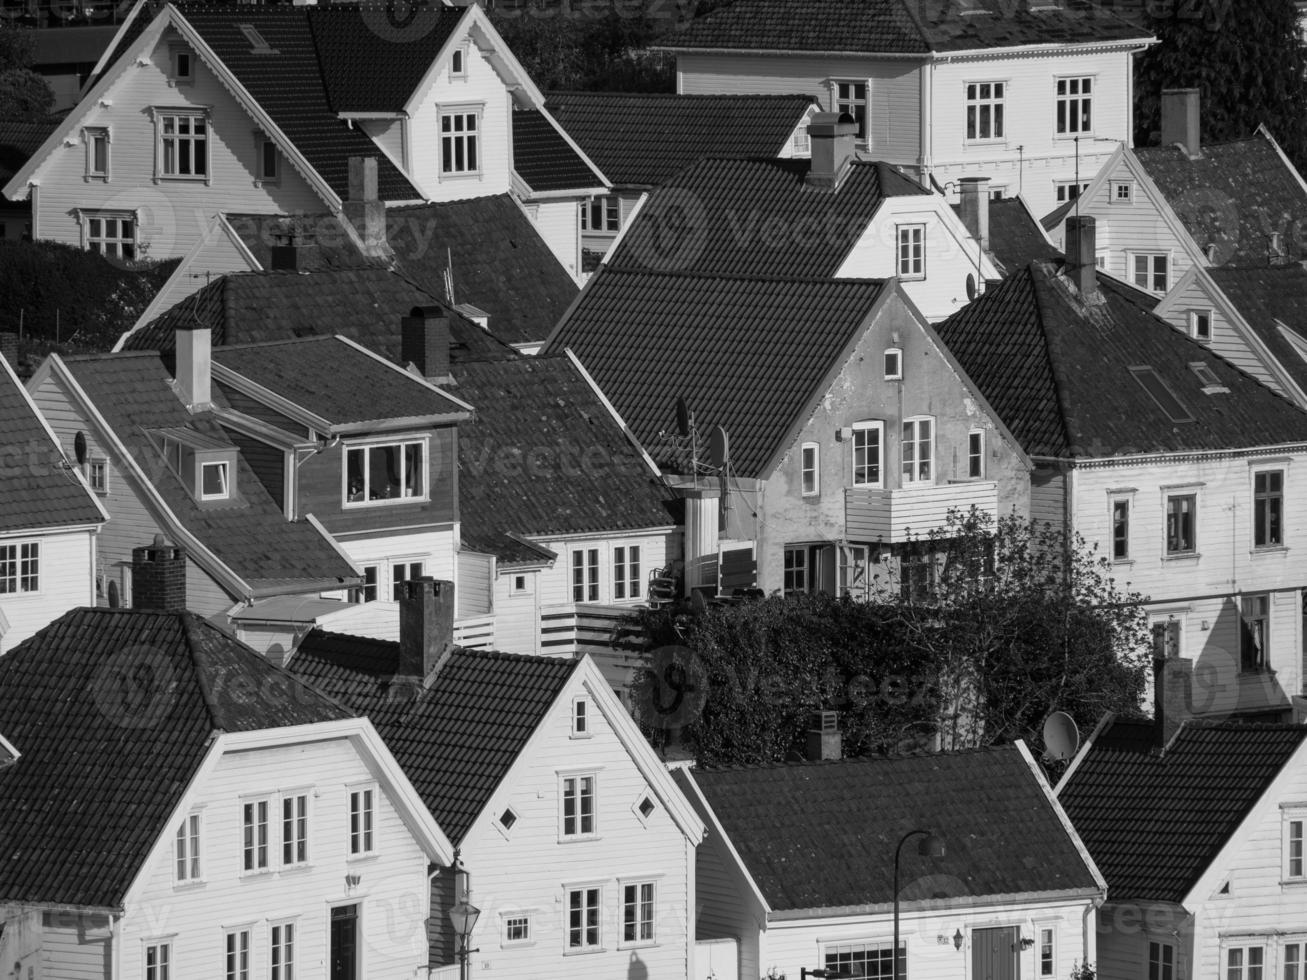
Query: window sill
[
  {"left": 346, "top": 852, "right": 381, "bottom": 864},
  {"left": 1055, "top": 133, "right": 1095, "bottom": 141},
  {"left": 501, "top": 940, "right": 536, "bottom": 950},
  {"left": 1280, "top": 878, "right": 1307, "bottom": 888},
  {"left": 279, "top": 863, "right": 313, "bottom": 875},
  {"left": 963, "top": 138, "right": 1007, "bottom": 148},
  {"left": 172, "top": 880, "right": 206, "bottom": 892},
  {"left": 618, "top": 940, "right": 659, "bottom": 951},
  {"left": 83, "top": 174, "right": 109, "bottom": 183},
  {"left": 343, "top": 496, "right": 431, "bottom": 509},
  {"left": 1162, "top": 552, "right": 1200, "bottom": 562},
  {"left": 1251, "top": 545, "right": 1288, "bottom": 556},
  {"left": 439, "top": 171, "right": 484, "bottom": 181},
  {"left": 898, "top": 274, "right": 926, "bottom": 282},
  {"left": 558, "top": 835, "right": 602, "bottom": 845},
  {"left": 563, "top": 947, "right": 607, "bottom": 956},
  {"left": 1110, "top": 558, "right": 1134, "bottom": 566},
  {"left": 568, "top": 732, "right": 594, "bottom": 740}
]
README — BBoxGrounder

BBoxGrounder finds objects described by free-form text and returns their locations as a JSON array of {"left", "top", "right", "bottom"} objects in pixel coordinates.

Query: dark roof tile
[
  {"left": 512, "top": 107, "right": 604, "bottom": 192},
  {"left": 1209, "top": 265, "right": 1307, "bottom": 398}
]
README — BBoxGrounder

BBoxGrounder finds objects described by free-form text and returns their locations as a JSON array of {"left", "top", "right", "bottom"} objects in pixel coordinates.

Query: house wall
[
  {"left": 29, "top": 25, "right": 325, "bottom": 260},
  {"left": 457, "top": 671, "right": 695, "bottom": 980},
  {"left": 335, "top": 527, "right": 457, "bottom": 603},
  {"left": 692, "top": 811, "right": 764, "bottom": 980},
  {"left": 0, "top": 527, "right": 97, "bottom": 654},
  {"left": 532, "top": 530, "right": 672, "bottom": 608},
  {"left": 118, "top": 736, "right": 434, "bottom": 980},
  {"left": 528, "top": 196, "right": 583, "bottom": 282},
  {"left": 1093, "top": 902, "right": 1191, "bottom": 980},
  {"left": 359, "top": 117, "right": 407, "bottom": 173},
  {"left": 490, "top": 566, "right": 543, "bottom": 655},
  {"left": 456, "top": 550, "right": 493, "bottom": 617},
  {"left": 754, "top": 291, "right": 1031, "bottom": 595}
]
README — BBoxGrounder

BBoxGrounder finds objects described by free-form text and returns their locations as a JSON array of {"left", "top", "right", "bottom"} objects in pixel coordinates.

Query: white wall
[
  {"left": 532, "top": 531, "right": 672, "bottom": 608},
  {"left": 528, "top": 197, "right": 583, "bottom": 282},
  {"left": 491, "top": 566, "right": 542, "bottom": 655},
  {"left": 0, "top": 528, "right": 97, "bottom": 654},
  {"left": 336, "top": 527, "right": 457, "bottom": 603}
]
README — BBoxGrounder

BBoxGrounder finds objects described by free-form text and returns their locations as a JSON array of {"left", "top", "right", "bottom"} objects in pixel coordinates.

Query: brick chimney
[
  {"left": 805, "top": 710, "right": 842, "bottom": 761},
  {"left": 396, "top": 577, "right": 455, "bottom": 686},
  {"left": 1161, "top": 88, "right": 1201, "bottom": 160},
  {"left": 806, "top": 112, "right": 858, "bottom": 190},
  {"left": 0, "top": 332, "right": 17, "bottom": 368},
  {"left": 401, "top": 306, "right": 452, "bottom": 380},
  {"left": 268, "top": 228, "right": 317, "bottom": 272},
  {"left": 1064, "top": 215, "right": 1098, "bottom": 299},
  {"left": 175, "top": 323, "right": 212, "bottom": 411},
  {"left": 343, "top": 156, "right": 388, "bottom": 257},
  {"left": 132, "top": 534, "right": 187, "bottom": 613},
  {"left": 958, "top": 176, "right": 990, "bottom": 252}
]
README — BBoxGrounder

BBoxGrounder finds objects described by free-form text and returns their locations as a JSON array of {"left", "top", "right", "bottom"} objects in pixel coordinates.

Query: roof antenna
[{"left": 443, "top": 247, "right": 456, "bottom": 307}]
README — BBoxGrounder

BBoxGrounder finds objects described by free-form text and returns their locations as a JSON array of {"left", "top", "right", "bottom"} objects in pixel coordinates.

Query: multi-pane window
[
  {"left": 897, "top": 224, "right": 925, "bottom": 279},
  {"left": 1165, "top": 494, "right": 1196, "bottom": 554},
  {"left": 1286, "top": 943, "right": 1304, "bottom": 980},
  {"left": 349, "top": 787, "right": 374, "bottom": 856},
  {"left": 900, "top": 546, "right": 936, "bottom": 603},
  {"left": 87, "top": 458, "right": 108, "bottom": 493},
  {"left": 1056, "top": 77, "right": 1092, "bottom": 135},
  {"left": 783, "top": 546, "right": 807, "bottom": 594},
  {"left": 1148, "top": 941, "right": 1174, "bottom": 980},
  {"left": 175, "top": 813, "right": 200, "bottom": 882},
  {"left": 344, "top": 441, "right": 425, "bottom": 504},
  {"left": 200, "top": 460, "right": 229, "bottom": 500},
  {"left": 572, "top": 697, "right": 588, "bottom": 736},
  {"left": 242, "top": 799, "right": 268, "bottom": 872},
  {"left": 1190, "top": 309, "right": 1213, "bottom": 342},
  {"left": 440, "top": 111, "right": 479, "bottom": 174},
  {"left": 391, "top": 560, "right": 424, "bottom": 600},
  {"left": 965, "top": 81, "right": 1005, "bottom": 140},
  {"left": 1111, "top": 181, "right": 1134, "bottom": 204},
  {"left": 1288, "top": 818, "right": 1304, "bottom": 878},
  {"left": 270, "top": 922, "right": 295, "bottom": 980},
  {"left": 839, "top": 544, "right": 870, "bottom": 601},
  {"left": 852, "top": 421, "right": 883, "bottom": 488},
  {"left": 225, "top": 929, "right": 250, "bottom": 980},
  {"left": 85, "top": 213, "right": 135, "bottom": 260},
  {"left": 834, "top": 80, "right": 868, "bottom": 140},
  {"left": 358, "top": 565, "right": 379, "bottom": 603},
  {"left": 581, "top": 195, "right": 620, "bottom": 232},
  {"left": 825, "top": 941, "right": 902, "bottom": 980},
  {"left": 968, "top": 430, "right": 984, "bottom": 479},
  {"left": 561, "top": 774, "right": 595, "bottom": 837},
  {"left": 1241, "top": 594, "right": 1269, "bottom": 672},
  {"left": 622, "top": 882, "right": 655, "bottom": 944},
  {"left": 1226, "top": 946, "right": 1264, "bottom": 980},
  {"left": 902, "top": 417, "right": 933, "bottom": 484},
  {"left": 0, "top": 542, "right": 39, "bottom": 594},
  {"left": 1254, "top": 470, "right": 1284, "bottom": 547},
  {"left": 801, "top": 443, "right": 820, "bottom": 496},
  {"left": 1112, "top": 498, "right": 1130, "bottom": 560},
  {"left": 1055, "top": 181, "right": 1088, "bottom": 203},
  {"left": 504, "top": 915, "right": 531, "bottom": 944},
  {"left": 572, "top": 548, "right": 599, "bottom": 602},
  {"left": 1039, "top": 927, "right": 1055, "bottom": 977},
  {"left": 158, "top": 112, "right": 207, "bottom": 177},
  {"left": 613, "top": 545, "right": 641, "bottom": 600},
  {"left": 145, "top": 941, "right": 171, "bottom": 980},
  {"left": 282, "top": 794, "right": 308, "bottom": 866},
  {"left": 85, "top": 127, "right": 109, "bottom": 177},
  {"left": 1132, "top": 253, "right": 1169, "bottom": 292},
  {"left": 567, "top": 887, "right": 601, "bottom": 949}
]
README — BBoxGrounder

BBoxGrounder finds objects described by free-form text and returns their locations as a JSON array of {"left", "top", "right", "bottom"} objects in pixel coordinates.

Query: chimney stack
[
  {"left": 806, "top": 112, "right": 858, "bottom": 190},
  {"left": 1152, "top": 653, "right": 1193, "bottom": 749},
  {"left": 344, "top": 156, "right": 388, "bottom": 257},
  {"left": 132, "top": 534, "right": 187, "bottom": 613},
  {"left": 805, "top": 710, "right": 842, "bottom": 761},
  {"left": 1064, "top": 215, "right": 1098, "bottom": 299},
  {"left": 958, "top": 176, "right": 991, "bottom": 252},
  {"left": 396, "top": 577, "right": 456, "bottom": 685},
  {"left": 1161, "top": 88, "right": 1201, "bottom": 160},
  {"left": 175, "top": 323, "right": 212, "bottom": 411},
  {"left": 401, "top": 306, "right": 452, "bottom": 380}
]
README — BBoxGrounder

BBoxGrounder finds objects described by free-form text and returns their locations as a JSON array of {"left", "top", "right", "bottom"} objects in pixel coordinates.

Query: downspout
[
  {"left": 112, "top": 911, "right": 122, "bottom": 980},
  {"left": 920, "top": 60, "right": 933, "bottom": 186}
]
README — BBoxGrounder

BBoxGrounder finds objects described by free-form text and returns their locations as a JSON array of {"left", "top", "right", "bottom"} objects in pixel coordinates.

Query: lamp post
[
  {"left": 892, "top": 829, "right": 945, "bottom": 980},
  {"left": 448, "top": 857, "right": 480, "bottom": 980}
]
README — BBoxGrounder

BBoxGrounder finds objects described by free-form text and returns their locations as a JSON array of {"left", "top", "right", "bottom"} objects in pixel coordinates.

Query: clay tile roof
[
  {"left": 690, "top": 745, "right": 1099, "bottom": 913},
  {"left": 1058, "top": 718, "right": 1307, "bottom": 902},
  {"left": 0, "top": 607, "right": 349, "bottom": 908},
  {"left": 512, "top": 107, "right": 606, "bottom": 192}
]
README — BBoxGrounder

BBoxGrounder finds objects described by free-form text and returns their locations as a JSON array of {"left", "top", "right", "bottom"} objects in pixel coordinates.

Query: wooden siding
[
  {"left": 1155, "top": 276, "right": 1279, "bottom": 392},
  {"left": 456, "top": 550, "right": 493, "bottom": 616},
  {"left": 132, "top": 221, "right": 256, "bottom": 332},
  {"left": 359, "top": 117, "right": 406, "bottom": 172},
  {"left": 0, "top": 528, "right": 97, "bottom": 654},
  {"left": 31, "top": 26, "right": 325, "bottom": 260},
  {"left": 38, "top": 911, "right": 111, "bottom": 980},
  {"left": 228, "top": 432, "right": 286, "bottom": 510},
  {"left": 1029, "top": 466, "right": 1067, "bottom": 532},
  {"left": 336, "top": 527, "right": 456, "bottom": 602},
  {"left": 531, "top": 197, "right": 582, "bottom": 282},
  {"left": 532, "top": 532, "right": 671, "bottom": 608},
  {"left": 217, "top": 385, "right": 305, "bottom": 438},
  {"left": 845, "top": 481, "right": 999, "bottom": 543},
  {"left": 491, "top": 569, "right": 541, "bottom": 655},
  {"left": 694, "top": 819, "right": 762, "bottom": 980}
]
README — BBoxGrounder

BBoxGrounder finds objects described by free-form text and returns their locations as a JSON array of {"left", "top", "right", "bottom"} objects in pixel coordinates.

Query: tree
[
  {"left": 0, "top": 23, "right": 53, "bottom": 119},
  {"left": 1133, "top": 0, "right": 1307, "bottom": 169}
]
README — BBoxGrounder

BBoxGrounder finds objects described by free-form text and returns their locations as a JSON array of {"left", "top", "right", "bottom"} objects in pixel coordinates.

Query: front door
[
  {"left": 330, "top": 904, "right": 359, "bottom": 980},
  {"left": 972, "top": 926, "right": 1020, "bottom": 980}
]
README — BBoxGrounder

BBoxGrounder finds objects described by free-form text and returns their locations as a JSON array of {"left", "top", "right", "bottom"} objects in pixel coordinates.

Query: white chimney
[
  {"left": 959, "top": 176, "right": 990, "bottom": 252},
  {"left": 1161, "top": 88, "right": 1201, "bottom": 160},
  {"left": 175, "top": 324, "right": 212, "bottom": 411},
  {"left": 806, "top": 111, "right": 858, "bottom": 190}
]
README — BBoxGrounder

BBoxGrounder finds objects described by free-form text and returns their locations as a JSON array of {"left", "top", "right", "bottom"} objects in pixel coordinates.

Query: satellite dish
[
  {"left": 707, "top": 425, "right": 729, "bottom": 470},
  {"left": 73, "top": 431, "right": 87, "bottom": 466},
  {"left": 675, "top": 396, "right": 691, "bottom": 437},
  {"left": 1042, "top": 711, "right": 1080, "bottom": 762}
]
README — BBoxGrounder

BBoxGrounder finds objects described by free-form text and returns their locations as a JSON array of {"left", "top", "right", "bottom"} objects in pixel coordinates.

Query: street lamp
[
  {"left": 448, "top": 858, "right": 480, "bottom": 980},
  {"left": 893, "top": 829, "right": 945, "bottom": 980}
]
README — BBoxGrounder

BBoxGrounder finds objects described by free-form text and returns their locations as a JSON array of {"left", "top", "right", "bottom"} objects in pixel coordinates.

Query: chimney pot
[
  {"left": 1064, "top": 215, "right": 1098, "bottom": 299},
  {"left": 175, "top": 323, "right": 212, "bottom": 411},
  {"left": 397, "top": 576, "right": 455, "bottom": 685},
  {"left": 805, "top": 111, "right": 858, "bottom": 190},
  {"left": 131, "top": 537, "right": 187, "bottom": 612},
  {"left": 805, "top": 710, "right": 842, "bottom": 761},
  {"left": 1160, "top": 88, "right": 1201, "bottom": 160},
  {"left": 959, "top": 176, "right": 991, "bottom": 252},
  {"left": 401, "top": 306, "right": 452, "bottom": 380}
]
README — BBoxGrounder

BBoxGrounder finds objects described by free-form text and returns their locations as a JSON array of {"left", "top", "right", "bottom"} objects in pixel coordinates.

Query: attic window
[
  {"left": 1189, "top": 361, "right": 1229, "bottom": 393},
  {"left": 638, "top": 797, "right": 656, "bottom": 819},
  {"left": 1129, "top": 367, "right": 1194, "bottom": 423},
  {"left": 450, "top": 46, "right": 466, "bottom": 77},
  {"left": 499, "top": 808, "right": 518, "bottom": 831},
  {"left": 237, "top": 24, "right": 277, "bottom": 55}
]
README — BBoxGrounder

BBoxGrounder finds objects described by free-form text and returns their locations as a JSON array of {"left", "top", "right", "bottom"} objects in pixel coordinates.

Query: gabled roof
[
  {"left": 1208, "top": 265, "right": 1307, "bottom": 398},
  {"left": 933, "top": 261, "right": 1307, "bottom": 458},
  {"left": 545, "top": 268, "right": 888, "bottom": 478},
  {"left": 544, "top": 92, "right": 816, "bottom": 188},
  {"left": 52, "top": 352, "right": 357, "bottom": 593},
  {"left": 656, "top": 0, "right": 1152, "bottom": 55},
  {"left": 0, "top": 116, "right": 60, "bottom": 185},
  {"left": 606, "top": 157, "right": 929, "bottom": 278},
  {"left": 954, "top": 196, "right": 1063, "bottom": 273},
  {"left": 0, "top": 354, "right": 105, "bottom": 535},
  {"left": 451, "top": 355, "right": 671, "bottom": 560},
  {"left": 121, "top": 267, "right": 517, "bottom": 366},
  {"left": 287, "top": 636, "right": 579, "bottom": 843},
  {"left": 0, "top": 607, "right": 349, "bottom": 909},
  {"left": 1135, "top": 131, "right": 1307, "bottom": 266},
  {"left": 1058, "top": 717, "right": 1307, "bottom": 903},
  {"left": 511, "top": 107, "right": 607, "bottom": 193},
  {"left": 688, "top": 744, "right": 1100, "bottom": 914}
]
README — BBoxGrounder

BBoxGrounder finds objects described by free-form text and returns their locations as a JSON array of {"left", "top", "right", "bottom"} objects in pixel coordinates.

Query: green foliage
[
  {"left": 1070, "top": 961, "right": 1096, "bottom": 980},
  {"left": 1133, "top": 0, "right": 1307, "bottom": 169},
  {"left": 0, "top": 24, "right": 54, "bottom": 119}
]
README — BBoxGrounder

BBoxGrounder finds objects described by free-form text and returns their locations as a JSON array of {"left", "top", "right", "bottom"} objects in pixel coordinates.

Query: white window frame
[
  {"left": 269, "top": 920, "right": 296, "bottom": 980},
  {"left": 1129, "top": 251, "right": 1170, "bottom": 293},
  {"left": 884, "top": 347, "right": 903, "bottom": 380},
  {"left": 0, "top": 540, "right": 40, "bottom": 595},
  {"left": 832, "top": 78, "right": 868, "bottom": 142},
  {"left": 86, "top": 457, "right": 109, "bottom": 494},
  {"left": 838, "top": 544, "right": 870, "bottom": 601},
  {"left": 1189, "top": 309, "right": 1213, "bottom": 342},
  {"left": 1164, "top": 488, "right": 1199, "bottom": 557},
  {"left": 174, "top": 811, "right": 202, "bottom": 884},
  {"left": 240, "top": 796, "right": 270, "bottom": 874},
  {"left": 80, "top": 209, "right": 137, "bottom": 260},
  {"left": 800, "top": 442, "right": 820, "bottom": 497},
  {"left": 783, "top": 545, "right": 808, "bottom": 594},
  {"left": 144, "top": 938, "right": 174, "bottom": 980},
  {"left": 439, "top": 105, "right": 482, "bottom": 176},
  {"left": 495, "top": 805, "right": 519, "bottom": 839},
  {"left": 1110, "top": 493, "right": 1133, "bottom": 563},
  {"left": 1055, "top": 75, "right": 1093, "bottom": 136},
  {"left": 1055, "top": 180, "right": 1088, "bottom": 203},
  {"left": 348, "top": 784, "right": 376, "bottom": 857},
  {"left": 199, "top": 459, "right": 230, "bottom": 501},
  {"left": 823, "top": 939, "right": 903, "bottom": 979},
  {"left": 153, "top": 108, "right": 209, "bottom": 183},
  {"left": 896, "top": 223, "right": 926, "bottom": 280},
  {"left": 901, "top": 416, "right": 935, "bottom": 486},
  {"left": 84, "top": 126, "right": 110, "bottom": 180},
  {"left": 1241, "top": 593, "right": 1270, "bottom": 674},
  {"left": 613, "top": 544, "right": 641, "bottom": 601},
  {"left": 255, "top": 135, "right": 279, "bottom": 185},
  {"left": 851, "top": 420, "right": 884, "bottom": 489},
  {"left": 281, "top": 792, "right": 309, "bottom": 868},
  {"left": 1284, "top": 808, "right": 1307, "bottom": 882},
  {"left": 1148, "top": 938, "right": 1175, "bottom": 980},
  {"left": 571, "top": 548, "right": 600, "bottom": 603},
  {"left": 168, "top": 43, "right": 193, "bottom": 83},
  {"left": 449, "top": 43, "right": 467, "bottom": 78},
  {"left": 500, "top": 909, "right": 535, "bottom": 948},
  {"left": 224, "top": 926, "right": 252, "bottom": 980},
  {"left": 564, "top": 884, "right": 604, "bottom": 953},
  {"left": 1252, "top": 466, "right": 1285, "bottom": 550},
  {"left": 358, "top": 564, "right": 379, "bottom": 603},
  {"left": 1038, "top": 925, "right": 1056, "bottom": 978},
  {"left": 964, "top": 80, "right": 1006, "bottom": 142},
  {"left": 632, "top": 791, "right": 658, "bottom": 825},
  {"left": 1224, "top": 943, "right": 1266, "bottom": 980},
  {"left": 581, "top": 195, "right": 620, "bottom": 233},
  {"left": 1110, "top": 180, "right": 1135, "bottom": 204},
  {"left": 510, "top": 572, "right": 529, "bottom": 595},
  {"left": 1283, "top": 940, "right": 1307, "bottom": 980},
  {"left": 619, "top": 878, "right": 658, "bottom": 948},
  {"left": 967, "top": 429, "right": 984, "bottom": 479},
  {"left": 571, "top": 696, "right": 591, "bottom": 738},
  {"left": 389, "top": 557, "right": 426, "bottom": 602},
  {"left": 342, "top": 437, "right": 429, "bottom": 508},
  {"left": 560, "top": 771, "right": 598, "bottom": 840}
]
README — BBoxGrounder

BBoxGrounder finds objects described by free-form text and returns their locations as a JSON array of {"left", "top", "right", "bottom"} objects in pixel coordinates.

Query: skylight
[
  {"left": 237, "top": 24, "right": 277, "bottom": 55},
  {"left": 1129, "top": 367, "right": 1194, "bottom": 423},
  {"left": 1188, "top": 361, "right": 1228, "bottom": 393}
]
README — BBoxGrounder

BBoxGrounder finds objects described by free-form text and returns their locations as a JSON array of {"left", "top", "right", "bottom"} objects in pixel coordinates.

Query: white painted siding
[
  {"left": 457, "top": 550, "right": 493, "bottom": 617},
  {"left": 532, "top": 532, "right": 672, "bottom": 608},
  {"left": 0, "top": 528, "right": 96, "bottom": 654},
  {"left": 693, "top": 819, "right": 763, "bottom": 980},
  {"left": 336, "top": 527, "right": 456, "bottom": 602},
  {"left": 1156, "top": 275, "right": 1286, "bottom": 394},
  {"left": 359, "top": 117, "right": 407, "bottom": 173},
  {"left": 531, "top": 197, "right": 583, "bottom": 282},
  {"left": 491, "top": 567, "right": 541, "bottom": 654}
]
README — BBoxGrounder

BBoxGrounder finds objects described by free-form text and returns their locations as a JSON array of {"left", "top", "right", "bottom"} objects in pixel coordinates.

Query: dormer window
[
  {"left": 156, "top": 430, "right": 238, "bottom": 503},
  {"left": 200, "top": 460, "right": 230, "bottom": 500}
]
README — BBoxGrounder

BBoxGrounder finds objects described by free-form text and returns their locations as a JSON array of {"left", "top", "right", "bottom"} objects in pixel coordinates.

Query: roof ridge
[
  {"left": 304, "top": 627, "right": 585, "bottom": 670},
  {"left": 698, "top": 743, "right": 1014, "bottom": 774},
  {"left": 181, "top": 613, "right": 230, "bottom": 733},
  {"left": 1028, "top": 262, "right": 1088, "bottom": 454},
  {"left": 601, "top": 267, "right": 889, "bottom": 287},
  {"left": 217, "top": 334, "right": 339, "bottom": 351}
]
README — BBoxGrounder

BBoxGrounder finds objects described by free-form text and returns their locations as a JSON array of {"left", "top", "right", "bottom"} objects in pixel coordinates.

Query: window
[
  {"left": 499, "top": 808, "right": 518, "bottom": 831},
  {"left": 225, "top": 929, "right": 250, "bottom": 980},
  {"left": 637, "top": 796, "right": 656, "bottom": 820},
  {"left": 1039, "top": 927, "right": 1055, "bottom": 977},
  {"left": 199, "top": 460, "right": 229, "bottom": 500},
  {"left": 1226, "top": 946, "right": 1264, "bottom": 980},
  {"left": 613, "top": 545, "right": 641, "bottom": 600},
  {"left": 344, "top": 440, "right": 425, "bottom": 504},
  {"left": 825, "top": 940, "right": 903, "bottom": 980},
  {"left": 783, "top": 546, "right": 808, "bottom": 594},
  {"left": 145, "top": 941, "right": 172, "bottom": 980},
  {"left": 169, "top": 45, "right": 193, "bottom": 80},
  {"left": 852, "top": 420, "right": 884, "bottom": 488},
  {"left": 572, "top": 548, "right": 599, "bottom": 602},
  {"left": 1152, "top": 617, "right": 1182, "bottom": 658},
  {"left": 1111, "top": 180, "right": 1134, "bottom": 204},
  {"left": 85, "top": 127, "right": 109, "bottom": 178},
  {"left": 1056, "top": 76, "right": 1092, "bottom": 135},
  {"left": 792, "top": 126, "right": 810, "bottom": 154},
  {"left": 450, "top": 46, "right": 466, "bottom": 77},
  {"left": 175, "top": 813, "right": 200, "bottom": 882},
  {"left": 1254, "top": 470, "right": 1284, "bottom": 547},
  {"left": 270, "top": 922, "right": 295, "bottom": 980},
  {"left": 1131, "top": 253, "right": 1169, "bottom": 292},
  {"left": 1148, "top": 940, "right": 1174, "bottom": 980},
  {"left": 84, "top": 212, "right": 135, "bottom": 259},
  {"left": 256, "top": 137, "right": 278, "bottom": 182},
  {"left": 1190, "top": 309, "right": 1213, "bottom": 342},
  {"left": 1055, "top": 181, "right": 1089, "bottom": 203},
  {"left": 834, "top": 80, "right": 867, "bottom": 141},
  {"left": 581, "top": 196, "right": 620, "bottom": 233},
  {"left": 884, "top": 348, "right": 903, "bottom": 380},
  {"left": 901, "top": 417, "right": 934, "bottom": 484},
  {"left": 157, "top": 111, "right": 207, "bottom": 178},
  {"left": 622, "top": 881, "right": 656, "bottom": 944},
  {"left": 511, "top": 573, "right": 528, "bottom": 594},
  {"left": 241, "top": 799, "right": 269, "bottom": 872},
  {"left": 1287, "top": 944, "right": 1304, "bottom": 980},
  {"left": 87, "top": 458, "right": 108, "bottom": 493},
  {"left": 504, "top": 914, "right": 531, "bottom": 945},
  {"left": 391, "top": 560, "right": 424, "bottom": 600},
  {"left": 282, "top": 794, "right": 308, "bottom": 866},
  {"left": 1166, "top": 494, "right": 1196, "bottom": 555},
  {"left": 801, "top": 443, "right": 820, "bottom": 496},
  {"left": 1241, "top": 593, "right": 1269, "bottom": 672},
  {"left": 0, "top": 542, "right": 39, "bottom": 594},
  {"left": 1112, "top": 497, "right": 1130, "bottom": 560},
  {"left": 1132, "top": 367, "right": 1193, "bottom": 422},
  {"left": 839, "top": 544, "right": 870, "bottom": 601},
  {"left": 968, "top": 430, "right": 984, "bottom": 478},
  {"left": 562, "top": 774, "right": 596, "bottom": 837},
  {"left": 900, "top": 545, "right": 936, "bottom": 603},
  {"left": 1287, "top": 817, "right": 1305, "bottom": 879},
  {"left": 572, "top": 697, "right": 589, "bottom": 736},
  {"left": 358, "top": 565, "right": 378, "bottom": 603},
  {"left": 349, "top": 787, "right": 374, "bottom": 856},
  {"left": 567, "top": 887, "right": 601, "bottom": 950},
  {"left": 440, "top": 110, "right": 479, "bottom": 174},
  {"left": 897, "top": 224, "right": 925, "bottom": 279},
  {"left": 965, "top": 81, "right": 1005, "bottom": 141}
]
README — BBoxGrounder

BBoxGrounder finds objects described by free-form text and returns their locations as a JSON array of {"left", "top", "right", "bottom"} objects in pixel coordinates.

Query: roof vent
[{"left": 237, "top": 24, "right": 278, "bottom": 55}]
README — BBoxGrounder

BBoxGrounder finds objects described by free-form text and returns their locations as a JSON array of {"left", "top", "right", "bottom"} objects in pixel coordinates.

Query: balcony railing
[
  {"left": 845, "top": 480, "right": 998, "bottom": 544},
  {"left": 540, "top": 602, "right": 641, "bottom": 657},
  {"left": 453, "top": 614, "right": 495, "bottom": 651}
]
